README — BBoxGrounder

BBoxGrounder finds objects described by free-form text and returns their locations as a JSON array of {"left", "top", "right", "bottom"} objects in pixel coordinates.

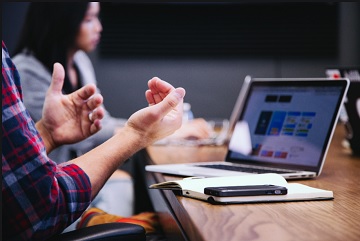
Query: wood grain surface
[{"left": 147, "top": 124, "right": 360, "bottom": 241}]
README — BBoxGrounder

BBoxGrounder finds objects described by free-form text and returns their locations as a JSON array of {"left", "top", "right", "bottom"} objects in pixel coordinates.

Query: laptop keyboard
[{"left": 196, "top": 164, "right": 296, "bottom": 174}]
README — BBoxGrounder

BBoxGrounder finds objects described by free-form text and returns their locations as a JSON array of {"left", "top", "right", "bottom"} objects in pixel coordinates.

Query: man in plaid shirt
[{"left": 2, "top": 41, "right": 186, "bottom": 240}]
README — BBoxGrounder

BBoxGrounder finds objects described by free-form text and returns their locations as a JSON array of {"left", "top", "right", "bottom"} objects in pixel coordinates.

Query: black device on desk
[{"left": 204, "top": 184, "right": 288, "bottom": 197}]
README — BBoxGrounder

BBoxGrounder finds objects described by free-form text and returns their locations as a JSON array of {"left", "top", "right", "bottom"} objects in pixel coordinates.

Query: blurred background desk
[{"left": 142, "top": 124, "right": 360, "bottom": 241}]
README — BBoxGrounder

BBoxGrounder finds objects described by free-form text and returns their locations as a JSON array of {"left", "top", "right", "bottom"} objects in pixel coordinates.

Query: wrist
[
  {"left": 35, "top": 119, "right": 56, "bottom": 153},
  {"left": 121, "top": 124, "right": 151, "bottom": 149}
]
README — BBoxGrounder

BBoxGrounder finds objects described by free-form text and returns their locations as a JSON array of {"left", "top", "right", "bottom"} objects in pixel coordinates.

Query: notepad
[{"left": 149, "top": 173, "right": 333, "bottom": 204}]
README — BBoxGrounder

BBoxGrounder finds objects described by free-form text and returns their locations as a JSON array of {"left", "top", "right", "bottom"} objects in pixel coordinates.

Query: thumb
[
  {"left": 153, "top": 87, "right": 186, "bottom": 116},
  {"left": 49, "top": 63, "right": 65, "bottom": 94}
]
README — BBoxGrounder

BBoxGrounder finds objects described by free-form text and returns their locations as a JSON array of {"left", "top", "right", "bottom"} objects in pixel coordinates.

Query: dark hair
[{"left": 14, "top": 2, "right": 89, "bottom": 93}]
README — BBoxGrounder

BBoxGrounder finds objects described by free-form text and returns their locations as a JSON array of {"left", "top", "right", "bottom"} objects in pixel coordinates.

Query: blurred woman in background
[{"left": 13, "top": 1, "right": 211, "bottom": 230}]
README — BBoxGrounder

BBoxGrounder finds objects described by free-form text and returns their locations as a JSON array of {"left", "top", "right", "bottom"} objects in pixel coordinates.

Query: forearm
[{"left": 69, "top": 126, "right": 148, "bottom": 199}]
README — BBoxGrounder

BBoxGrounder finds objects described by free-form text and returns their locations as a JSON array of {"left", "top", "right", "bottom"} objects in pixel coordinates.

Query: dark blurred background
[{"left": 3, "top": 2, "right": 360, "bottom": 120}]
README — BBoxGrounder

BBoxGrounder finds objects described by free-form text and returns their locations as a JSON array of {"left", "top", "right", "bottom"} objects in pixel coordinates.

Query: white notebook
[{"left": 149, "top": 173, "right": 334, "bottom": 204}]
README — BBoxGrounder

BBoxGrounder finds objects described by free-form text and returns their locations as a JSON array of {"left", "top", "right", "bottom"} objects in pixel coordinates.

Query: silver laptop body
[{"left": 146, "top": 77, "right": 349, "bottom": 179}]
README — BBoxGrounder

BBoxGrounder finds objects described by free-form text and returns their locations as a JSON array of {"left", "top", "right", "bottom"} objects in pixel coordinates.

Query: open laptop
[
  {"left": 146, "top": 77, "right": 349, "bottom": 179},
  {"left": 153, "top": 78, "right": 253, "bottom": 147},
  {"left": 326, "top": 67, "right": 360, "bottom": 155}
]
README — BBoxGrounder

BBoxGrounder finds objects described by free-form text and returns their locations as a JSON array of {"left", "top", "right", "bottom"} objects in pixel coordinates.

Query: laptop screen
[{"left": 226, "top": 79, "right": 349, "bottom": 172}]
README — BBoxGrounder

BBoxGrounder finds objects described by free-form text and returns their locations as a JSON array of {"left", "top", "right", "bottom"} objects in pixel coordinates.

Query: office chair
[{"left": 48, "top": 222, "right": 146, "bottom": 241}]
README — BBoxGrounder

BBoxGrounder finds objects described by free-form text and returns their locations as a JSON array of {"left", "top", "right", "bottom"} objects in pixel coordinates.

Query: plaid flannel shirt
[{"left": 2, "top": 41, "right": 92, "bottom": 240}]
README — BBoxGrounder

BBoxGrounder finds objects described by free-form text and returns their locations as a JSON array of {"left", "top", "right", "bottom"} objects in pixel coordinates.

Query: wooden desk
[{"left": 145, "top": 124, "right": 360, "bottom": 241}]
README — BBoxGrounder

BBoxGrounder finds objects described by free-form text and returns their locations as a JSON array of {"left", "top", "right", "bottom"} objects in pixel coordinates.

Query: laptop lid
[
  {"left": 225, "top": 77, "right": 350, "bottom": 175},
  {"left": 145, "top": 77, "right": 349, "bottom": 178}
]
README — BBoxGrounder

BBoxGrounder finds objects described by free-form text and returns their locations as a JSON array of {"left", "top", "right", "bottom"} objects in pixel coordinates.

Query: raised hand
[
  {"left": 126, "top": 77, "right": 186, "bottom": 144},
  {"left": 36, "top": 63, "right": 105, "bottom": 152}
]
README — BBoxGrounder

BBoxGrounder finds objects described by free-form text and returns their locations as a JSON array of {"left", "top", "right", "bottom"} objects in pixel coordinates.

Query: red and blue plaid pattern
[{"left": 2, "top": 41, "right": 92, "bottom": 240}]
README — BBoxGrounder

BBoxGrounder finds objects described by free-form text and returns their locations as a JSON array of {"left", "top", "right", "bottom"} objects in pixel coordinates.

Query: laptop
[
  {"left": 326, "top": 67, "right": 360, "bottom": 155},
  {"left": 146, "top": 77, "right": 350, "bottom": 179},
  {"left": 153, "top": 77, "right": 254, "bottom": 147}
]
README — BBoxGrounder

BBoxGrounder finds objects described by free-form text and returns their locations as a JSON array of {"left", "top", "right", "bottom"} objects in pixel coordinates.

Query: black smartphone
[{"left": 204, "top": 184, "right": 288, "bottom": 197}]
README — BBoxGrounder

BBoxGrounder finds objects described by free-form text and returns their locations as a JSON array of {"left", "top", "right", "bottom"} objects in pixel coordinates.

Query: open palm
[{"left": 41, "top": 63, "right": 104, "bottom": 146}]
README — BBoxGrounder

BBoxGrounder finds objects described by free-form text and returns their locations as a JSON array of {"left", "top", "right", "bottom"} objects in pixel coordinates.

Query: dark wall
[
  {"left": 2, "top": 2, "right": 30, "bottom": 55},
  {"left": 3, "top": 2, "right": 360, "bottom": 119}
]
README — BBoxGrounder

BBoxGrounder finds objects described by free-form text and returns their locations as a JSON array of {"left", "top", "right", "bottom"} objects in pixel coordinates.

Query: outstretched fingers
[
  {"left": 86, "top": 94, "right": 103, "bottom": 111},
  {"left": 89, "top": 116, "right": 103, "bottom": 134},
  {"left": 72, "top": 84, "right": 97, "bottom": 105}
]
